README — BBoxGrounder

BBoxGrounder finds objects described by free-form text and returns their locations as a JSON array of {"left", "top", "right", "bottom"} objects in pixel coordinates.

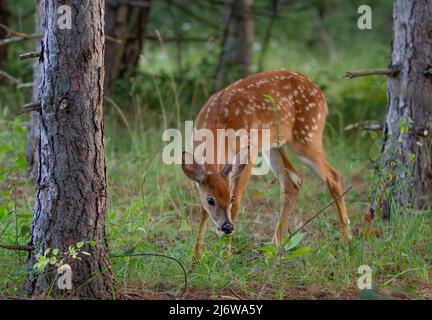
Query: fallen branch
[
  {"left": 18, "top": 52, "right": 40, "bottom": 60},
  {"left": 19, "top": 102, "right": 41, "bottom": 114},
  {"left": 257, "top": 186, "right": 353, "bottom": 298},
  {"left": 0, "top": 244, "right": 34, "bottom": 251},
  {"left": 344, "top": 68, "right": 399, "bottom": 79},
  {"left": 111, "top": 252, "right": 188, "bottom": 297}
]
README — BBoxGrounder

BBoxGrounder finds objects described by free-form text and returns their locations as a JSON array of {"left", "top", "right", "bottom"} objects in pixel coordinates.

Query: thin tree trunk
[
  {"left": 257, "top": 0, "right": 278, "bottom": 72},
  {"left": 104, "top": 0, "right": 152, "bottom": 93},
  {"left": 312, "top": 2, "right": 337, "bottom": 63},
  {"left": 0, "top": 0, "right": 9, "bottom": 65},
  {"left": 120, "top": 4, "right": 152, "bottom": 76},
  {"left": 104, "top": 0, "right": 129, "bottom": 93},
  {"left": 374, "top": 0, "right": 432, "bottom": 217},
  {"left": 25, "top": 0, "right": 43, "bottom": 182},
  {"left": 27, "top": 0, "right": 113, "bottom": 298},
  {"left": 215, "top": 0, "right": 254, "bottom": 89}
]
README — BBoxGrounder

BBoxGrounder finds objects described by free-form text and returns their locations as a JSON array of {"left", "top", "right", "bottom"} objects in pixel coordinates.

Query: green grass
[
  {"left": 0, "top": 104, "right": 431, "bottom": 299},
  {"left": 103, "top": 121, "right": 431, "bottom": 299}
]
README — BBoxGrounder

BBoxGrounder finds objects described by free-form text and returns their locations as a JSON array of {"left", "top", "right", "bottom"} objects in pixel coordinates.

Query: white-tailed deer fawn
[{"left": 182, "top": 70, "right": 352, "bottom": 259}]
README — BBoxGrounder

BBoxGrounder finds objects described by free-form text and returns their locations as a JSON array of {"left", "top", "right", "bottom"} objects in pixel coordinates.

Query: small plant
[
  {"left": 33, "top": 241, "right": 96, "bottom": 273},
  {"left": 260, "top": 233, "right": 310, "bottom": 261}
]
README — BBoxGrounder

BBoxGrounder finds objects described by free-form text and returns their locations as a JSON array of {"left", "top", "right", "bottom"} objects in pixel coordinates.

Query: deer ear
[
  {"left": 181, "top": 151, "right": 206, "bottom": 183},
  {"left": 221, "top": 149, "right": 249, "bottom": 180}
]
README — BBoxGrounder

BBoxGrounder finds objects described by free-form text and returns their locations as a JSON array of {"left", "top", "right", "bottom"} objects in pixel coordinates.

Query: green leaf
[
  {"left": 76, "top": 241, "right": 84, "bottom": 249},
  {"left": 284, "top": 233, "right": 305, "bottom": 251},
  {"left": 20, "top": 224, "right": 31, "bottom": 236},
  {"left": 283, "top": 246, "right": 311, "bottom": 261},
  {"left": 259, "top": 243, "right": 277, "bottom": 259}
]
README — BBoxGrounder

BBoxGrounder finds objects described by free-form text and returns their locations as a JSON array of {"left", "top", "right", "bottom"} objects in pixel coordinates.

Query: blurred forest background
[{"left": 0, "top": 0, "right": 430, "bottom": 299}]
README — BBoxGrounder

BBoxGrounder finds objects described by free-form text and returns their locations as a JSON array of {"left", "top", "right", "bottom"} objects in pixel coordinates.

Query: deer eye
[{"left": 207, "top": 197, "right": 215, "bottom": 207}]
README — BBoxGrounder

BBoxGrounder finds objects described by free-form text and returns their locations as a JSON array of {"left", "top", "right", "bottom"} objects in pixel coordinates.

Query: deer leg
[
  {"left": 225, "top": 162, "right": 253, "bottom": 256},
  {"left": 231, "top": 162, "right": 253, "bottom": 222},
  {"left": 194, "top": 207, "right": 208, "bottom": 260},
  {"left": 322, "top": 161, "right": 352, "bottom": 241},
  {"left": 297, "top": 150, "right": 352, "bottom": 242},
  {"left": 263, "top": 148, "right": 302, "bottom": 246}
]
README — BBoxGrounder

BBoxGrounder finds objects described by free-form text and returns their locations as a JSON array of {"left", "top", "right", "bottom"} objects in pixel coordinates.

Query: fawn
[{"left": 182, "top": 70, "right": 352, "bottom": 259}]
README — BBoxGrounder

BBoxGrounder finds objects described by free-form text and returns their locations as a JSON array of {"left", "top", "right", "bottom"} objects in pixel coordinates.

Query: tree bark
[
  {"left": 374, "top": 0, "right": 432, "bottom": 217},
  {"left": 0, "top": 0, "right": 9, "bottom": 65},
  {"left": 104, "top": 0, "right": 152, "bottom": 93},
  {"left": 27, "top": 0, "right": 113, "bottom": 298},
  {"left": 25, "top": 0, "right": 43, "bottom": 182},
  {"left": 215, "top": 0, "right": 254, "bottom": 89}
]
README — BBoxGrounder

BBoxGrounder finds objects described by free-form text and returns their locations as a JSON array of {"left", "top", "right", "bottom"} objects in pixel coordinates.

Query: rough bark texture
[
  {"left": 104, "top": 0, "right": 152, "bottom": 93},
  {"left": 0, "top": 0, "right": 9, "bottom": 65},
  {"left": 376, "top": 0, "right": 432, "bottom": 216},
  {"left": 25, "top": 0, "right": 43, "bottom": 182},
  {"left": 27, "top": 0, "right": 113, "bottom": 298},
  {"left": 215, "top": 0, "right": 254, "bottom": 89}
]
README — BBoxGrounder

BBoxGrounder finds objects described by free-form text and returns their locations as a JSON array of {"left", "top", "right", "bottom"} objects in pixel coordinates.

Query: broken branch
[
  {"left": 0, "top": 69, "right": 21, "bottom": 85},
  {"left": 0, "top": 70, "right": 32, "bottom": 89},
  {"left": 19, "top": 102, "right": 41, "bottom": 114},
  {"left": 18, "top": 52, "right": 41, "bottom": 60},
  {"left": 344, "top": 122, "right": 383, "bottom": 132},
  {"left": 344, "top": 68, "right": 399, "bottom": 79},
  {"left": 105, "top": 35, "right": 122, "bottom": 44}
]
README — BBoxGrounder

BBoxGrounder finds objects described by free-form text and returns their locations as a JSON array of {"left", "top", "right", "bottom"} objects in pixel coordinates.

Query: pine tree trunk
[
  {"left": 104, "top": 0, "right": 129, "bottom": 93},
  {"left": 215, "top": 0, "right": 254, "bottom": 89},
  {"left": 27, "top": 0, "right": 113, "bottom": 298},
  {"left": 0, "top": 0, "right": 9, "bottom": 65},
  {"left": 104, "top": 0, "right": 152, "bottom": 93},
  {"left": 375, "top": 0, "right": 432, "bottom": 217},
  {"left": 25, "top": 0, "right": 43, "bottom": 182}
]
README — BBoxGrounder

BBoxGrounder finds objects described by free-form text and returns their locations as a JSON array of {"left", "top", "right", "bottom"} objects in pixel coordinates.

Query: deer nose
[{"left": 221, "top": 223, "right": 234, "bottom": 234}]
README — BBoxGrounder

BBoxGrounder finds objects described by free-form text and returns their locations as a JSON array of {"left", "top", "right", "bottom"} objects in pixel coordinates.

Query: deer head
[{"left": 181, "top": 150, "right": 248, "bottom": 235}]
